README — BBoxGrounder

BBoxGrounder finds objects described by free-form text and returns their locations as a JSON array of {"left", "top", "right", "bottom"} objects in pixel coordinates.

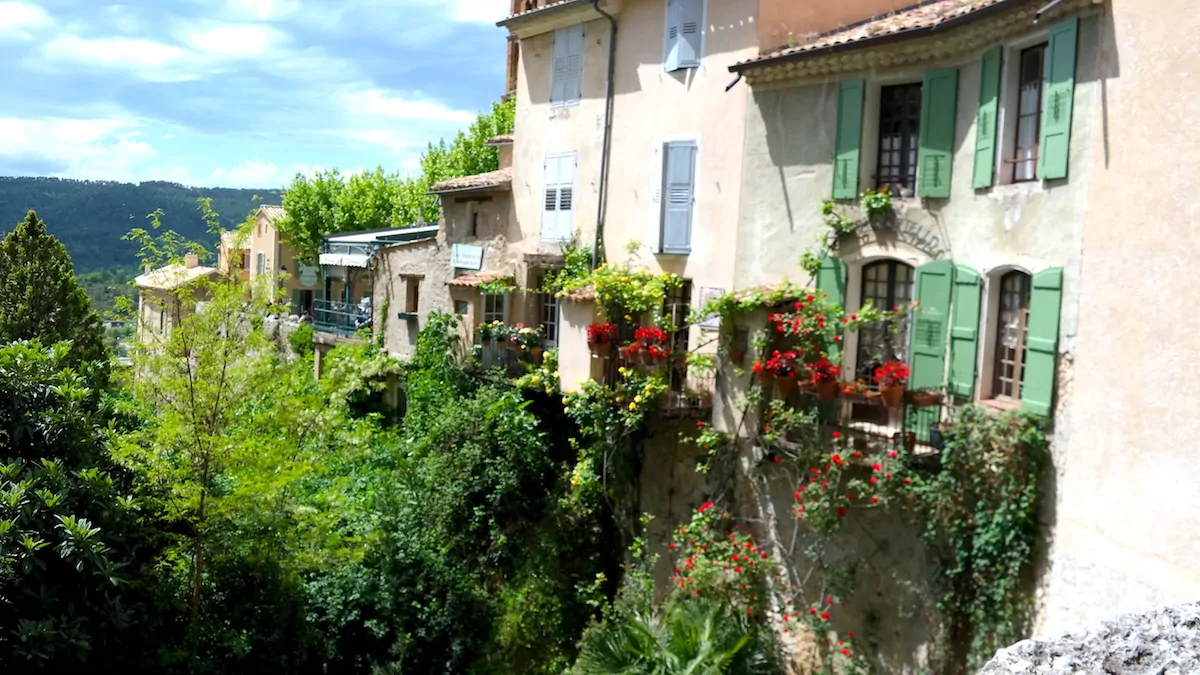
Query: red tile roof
[
  {"left": 428, "top": 167, "right": 512, "bottom": 195},
  {"left": 486, "top": 134, "right": 514, "bottom": 146},
  {"left": 499, "top": 0, "right": 581, "bottom": 24},
  {"left": 448, "top": 271, "right": 513, "bottom": 287},
  {"left": 735, "top": 0, "right": 1013, "bottom": 70}
]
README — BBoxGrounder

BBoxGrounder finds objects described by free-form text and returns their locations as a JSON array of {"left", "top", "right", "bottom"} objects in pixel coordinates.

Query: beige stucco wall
[
  {"left": 1039, "top": 0, "right": 1200, "bottom": 636},
  {"left": 373, "top": 239, "right": 455, "bottom": 359},
  {"left": 756, "top": 0, "right": 916, "bottom": 58},
  {"left": 249, "top": 212, "right": 314, "bottom": 304}
]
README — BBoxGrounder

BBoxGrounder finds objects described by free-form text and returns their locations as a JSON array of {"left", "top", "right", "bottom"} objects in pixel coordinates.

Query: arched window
[
  {"left": 856, "top": 260, "right": 914, "bottom": 382},
  {"left": 992, "top": 270, "right": 1032, "bottom": 399}
]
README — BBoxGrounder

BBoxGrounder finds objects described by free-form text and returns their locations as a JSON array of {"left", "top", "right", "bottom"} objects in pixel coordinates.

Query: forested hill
[{"left": 0, "top": 176, "right": 280, "bottom": 272}]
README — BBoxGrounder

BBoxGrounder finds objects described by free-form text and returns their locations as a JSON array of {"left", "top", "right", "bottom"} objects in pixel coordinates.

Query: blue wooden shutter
[
  {"left": 832, "top": 79, "right": 864, "bottom": 199},
  {"left": 661, "top": 141, "right": 696, "bottom": 254},
  {"left": 948, "top": 264, "right": 982, "bottom": 397},
  {"left": 917, "top": 68, "right": 959, "bottom": 198},
  {"left": 907, "top": 259, "right": 954, "bottom": 391},
  {"left": 664, "top": 0, "right": 680, "bottom": 71},
  {"left": 1038, "top": 17, "right": 1078, "bottom": 180},
  {"left": 973, "top": 46, "right": 1003, "bottom": 188},
  {"left": 1021, "top": 267, "right": 1063, "bottom": 416},
  {"left": 552, "top": 26, "right": 583, "bottom": 105},
  {"left": 677, "top": 0, "right": 702, "bottom": 69},
  {"left": 541, "top": 155, "right": 561, "bottom": 242}
]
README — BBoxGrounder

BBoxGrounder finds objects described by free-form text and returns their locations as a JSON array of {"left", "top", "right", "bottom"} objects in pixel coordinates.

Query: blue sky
[{"left": 0, "top": 0, "right": 508, "bottom": 188}]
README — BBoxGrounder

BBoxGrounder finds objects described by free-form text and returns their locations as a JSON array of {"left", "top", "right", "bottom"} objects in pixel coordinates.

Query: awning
[{"left": 319, "top": 252, "right": 371, "bottom": 268}]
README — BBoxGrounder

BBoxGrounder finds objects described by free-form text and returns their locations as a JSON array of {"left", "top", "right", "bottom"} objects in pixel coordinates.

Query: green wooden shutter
[
  {"left": 832, "top": 79, "right": 864, "bottom": 199},
  {"left": 1021, "top": 267, "right": 1063, "bottom": 416},
  {"left": 1038, "top": 17, "right": 1079, "bottom": 180},
  {"left": 815, "top": 254, "right": 847, "bottom": 362},
  {"left": 973, "top": 47, "right": 1003, "bottom": 189},
  {"left": 907, "top": 259, "right": 954, "bottom": 390},
  {"left": 917, "top": 68, "right": 959, "bottom": 198},
  {"left": 948, "top": 265, "right": 982, "bottom": 397},
  {"left": 291, "top": 289, "right": 303, "bottom": 315}
]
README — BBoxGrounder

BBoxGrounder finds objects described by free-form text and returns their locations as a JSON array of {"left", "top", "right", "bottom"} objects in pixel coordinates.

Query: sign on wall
[
  {"left": 698, "top": 287, "right": 724, "bottom": 330},
  {"left": 451, "top": 244, "right": 484, "bottom": 271},
  {"left": 298, "top": 264, "right": 319, "bottom": 287}
]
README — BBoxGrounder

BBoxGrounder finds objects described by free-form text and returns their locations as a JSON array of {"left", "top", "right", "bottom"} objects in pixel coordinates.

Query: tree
[
  {"left": 0, "top": 340, "right": 147, "bottom": 669},
  {"left": 0, "top": 211, "right": 108, "bottom": 383}
]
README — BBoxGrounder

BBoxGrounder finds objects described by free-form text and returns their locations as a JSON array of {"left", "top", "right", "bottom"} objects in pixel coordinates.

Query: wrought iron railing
[
  {"left": 321, "top": 242, "right": 374, "bottom": 257},
  {"left": 313, "top": 298, "right": 371, "bottom": 335}
]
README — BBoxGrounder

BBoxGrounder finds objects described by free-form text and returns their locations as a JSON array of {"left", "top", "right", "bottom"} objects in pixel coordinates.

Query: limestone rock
[{"left": 980, "top": 602, "right": 1200, "bottom": 674}]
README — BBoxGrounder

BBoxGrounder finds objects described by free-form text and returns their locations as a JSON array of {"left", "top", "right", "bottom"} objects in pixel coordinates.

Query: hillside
[{"left": 0, "top": 176, "right": 280, "bottom": 273}]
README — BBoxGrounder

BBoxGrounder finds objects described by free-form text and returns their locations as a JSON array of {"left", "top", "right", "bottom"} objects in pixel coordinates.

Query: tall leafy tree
[{"left": 0, "top": 211, "right": 108, "bottom": 381}]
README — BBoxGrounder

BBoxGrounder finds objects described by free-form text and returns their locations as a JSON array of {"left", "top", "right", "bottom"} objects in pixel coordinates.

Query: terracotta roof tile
[
  {"left": 428, "top": 167, "right": 512, "bottom": 195},
  {"left": 449, "top": 271, "right": 513, "bottom": 287},
  {"left": 258, "top": 204, "right": 285, "bottom": 222},
  {"left": 486, "top": 134, "right": 514, "bottom": 146},
  {"left": 737, "top": 0, "right": 1010, "bottom": 69},
  {"left": 135, "top": 263, "right": 220, "bottom": 290},
  {"left": 500, "top": 0, "right": 580, "bottom": 24},
  {"left": 562, "top": 286, "right": 596, "bottom": 302}
]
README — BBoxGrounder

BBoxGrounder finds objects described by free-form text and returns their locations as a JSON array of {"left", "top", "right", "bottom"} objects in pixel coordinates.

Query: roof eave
[
  {"left": 729, "top": 0, "right": 1021, "bottom": 75},
  {"left": 496, "top": 0, "right": 590, "bottom": 28},
  {"left": 428, "top": 182, "right": 512, "bottom": 196}
]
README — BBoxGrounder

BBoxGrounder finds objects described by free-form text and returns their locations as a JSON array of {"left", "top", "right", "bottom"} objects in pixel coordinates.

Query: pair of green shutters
[
  {"left": 832, "top": 17, "right": 1080, "bottom": 198},
  {"left": 818, "top": 256, "right": 1063, "bottom": 416}
]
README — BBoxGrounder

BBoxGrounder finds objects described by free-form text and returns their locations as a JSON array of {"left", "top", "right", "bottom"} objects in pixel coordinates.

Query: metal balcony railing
[
  {"left": 313, "top": 298, "right": 371, "bottom": 335},
  {"left": 321, "top": 242, "right": 375, "bottom": 257}
]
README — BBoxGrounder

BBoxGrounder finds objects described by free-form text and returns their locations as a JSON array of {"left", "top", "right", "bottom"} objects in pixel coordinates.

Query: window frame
[
  {"left": 482, "top": 293, "right": 507, "bottom": 325},
  {"left": 874, "top": 82, "right": 924, "bottom": 194},
  {"left": 663, "top": 280, "right": 693, "bottom": 393},
  {"left": 403, "top": 275, "right": 421, "bottom": 314},
  {"left": 255, "top": 252, "right": 266, "bottom": 275},
  {"left": 541, "top": 151, "right": 577, "bottom": 244},
  {"left": 992, "top": 30, "right": 1052, "bottom": 186},
  {"left": 989, "top": 270, "right": 1032, "bottom": 401},
  {"left": 1011, "top": 43, "right": 1047, "bottom": 183},
  {"left": 853, "top": 260, "right": 915, "bottom": 383}
]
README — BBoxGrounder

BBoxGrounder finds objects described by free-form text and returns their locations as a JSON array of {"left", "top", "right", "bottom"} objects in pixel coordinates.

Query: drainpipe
[{"left": 591, "top": 0, "right": 617, "bottom": 270}]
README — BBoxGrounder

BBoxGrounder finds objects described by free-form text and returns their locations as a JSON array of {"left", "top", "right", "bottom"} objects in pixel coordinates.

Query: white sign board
[
  {"left": 698, "top": 287, "right": 724, "bottom": 330},
  {"left": 298, "top": 264, "right": 319, "bottom": 288},
  {"left": 451, "top": 244, "right": 484, "bottom": 271}
]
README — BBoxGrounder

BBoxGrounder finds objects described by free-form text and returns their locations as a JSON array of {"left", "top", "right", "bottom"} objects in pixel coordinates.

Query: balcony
[{"left": 313, "top": 298, "right": 372, "bottom": 336}]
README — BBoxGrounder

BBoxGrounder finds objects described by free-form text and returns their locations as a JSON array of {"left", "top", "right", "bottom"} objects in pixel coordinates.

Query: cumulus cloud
[
  {"left": 344, "top": 90, "right": 476, "bottom": 123},
  {"left": 0, "top": 1, "right": 50, "bottom": 38},
  {"left": 0, "top": 116, "right": 157, "bottom": 181}
]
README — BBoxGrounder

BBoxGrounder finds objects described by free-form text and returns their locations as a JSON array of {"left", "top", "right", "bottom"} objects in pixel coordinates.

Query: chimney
[
  {"left": 185, "top": 253, "right": 199, "bottom": 269},
  {"left": 144, "top": 262, "right": 152, "bottom": 274}
]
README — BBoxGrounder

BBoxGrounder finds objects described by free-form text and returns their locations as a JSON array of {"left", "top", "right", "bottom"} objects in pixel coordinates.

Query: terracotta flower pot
[
  {"left": 589, "top": 341, "right": 612, "bottom": 357},
  {"left": 757, "top": 369, "right": 773, "bottom": 386},
  {"left": 777, "top": 373, "right": 798, "bottom": 397},
  {"left": 815, "top": 379, "right": 839, "bottom": 402},
  {"left": 880, "top": 384, "right": 905, "bottom": 408},
  {"left": 625, "top": 348, "right": 643, "bottom": 365},
  {"left": 481, "top": 339, "right": 492, "bottom": 349}
]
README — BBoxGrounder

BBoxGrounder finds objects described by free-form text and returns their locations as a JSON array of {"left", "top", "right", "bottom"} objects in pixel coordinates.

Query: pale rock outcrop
[{"left": 980, "top": 602, "right": 1200, "bottom": 674}]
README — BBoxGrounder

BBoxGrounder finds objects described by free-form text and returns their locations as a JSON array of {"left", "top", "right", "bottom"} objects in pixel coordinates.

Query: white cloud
[
  {"left": 143, "top": 160, "right": 334, "bottom": 189},
  {"left": 344, "top": 89, "right": 475, "bottom": 123},
  {"left": 42, "top": 35, "right": 188, "bottom": 74},
  {"left": 0, "top": 116, "right": 157, "bottom": 181},
  {"left": 224, "top": 0, "right": 302, "bottom": 22},
  {"left": 0, "top": 2, "right": 50, "bottom": 37},
  {"left": 181, "top": 22, "right": 287, "bottom": 57}
]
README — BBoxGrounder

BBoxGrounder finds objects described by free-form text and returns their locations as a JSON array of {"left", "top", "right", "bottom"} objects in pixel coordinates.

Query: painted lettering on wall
[{"left": 852, "top": 216, "right": 946, "bottom": 260}]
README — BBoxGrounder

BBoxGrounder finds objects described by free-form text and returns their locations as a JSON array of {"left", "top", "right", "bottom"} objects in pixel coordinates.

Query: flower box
[{"left": 906, "top": 390, "right": 945, "bottom": 408}]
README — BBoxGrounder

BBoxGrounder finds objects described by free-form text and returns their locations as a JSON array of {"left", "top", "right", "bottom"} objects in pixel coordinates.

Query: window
[
  {"left": 483, "top": 293, "right": 506, "bottom": 325},
  {"left": 550, "top": 25, "right": 583, "bottom": 107},
  {"left": 1012, "top": 44, "right": 1046, "bottom": 182},
  {"left": 664, "top": 0, "right": 703, "bottom": 71},
  {"left": 255, "top": 252, "right": 266, "bottom": 275},
  {"left": 238, "top": 252, "right": 249, "bottom": 270},
  {"left": 876, "top": 83, "right": 923, "bottom": 193},
  {"left": 470, "top": 207, "right": 480, "bottom": 238},
  {"left": 992, "top": 271, "right": 1031, "bottom": 399},
  {"left": 856, "top": 261, "right": 914, "bottom": 382},
  {"left": 455, "top": 300, "right": 469, "bottom": 315},
  {"left": 663, "top": 280, "right": 692, "bottom": 392},
  {"left": 659, "top": 140, "right": 697, "bottom": 254},
  {"left": 403, "top": 276, "right": 421, "bottom": 313},
  {"left": 542, "top": 153, "right": 576, "bottom": 243},
  {"left": 534, "top": 268, "right": 561, "bottom": 346}
]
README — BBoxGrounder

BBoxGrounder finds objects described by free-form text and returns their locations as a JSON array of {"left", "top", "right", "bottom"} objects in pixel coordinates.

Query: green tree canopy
[
  {"left": 0, "top": 210, "right": 108, "bottom": 382},
  {"left": 276, "top": 97, "right": 515, "bottom": 257}
]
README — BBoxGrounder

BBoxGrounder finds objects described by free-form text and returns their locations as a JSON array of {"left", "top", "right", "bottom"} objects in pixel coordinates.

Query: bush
[{"left": 289, "top": 322, "right": 314, "bottom": 358}]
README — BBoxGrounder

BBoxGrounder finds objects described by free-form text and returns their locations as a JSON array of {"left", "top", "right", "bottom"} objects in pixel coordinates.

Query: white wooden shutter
[
  {"left": 664, "top": 0, "right": 681, "bottom": 71},
  {"left": 554, "top": 153, "right": 576, "bottom": 242},
  {"left": 552, "top": 25, "right": 583, "bottom": 106},
  {"left": 677, "top": 0, "right": 702, "bottom": 69},
  {"left": 541, "top": 155, "right": 561, "bottom": 242},
  {"left": 661, "top": 141, "right": 696, "bottom": 254}
]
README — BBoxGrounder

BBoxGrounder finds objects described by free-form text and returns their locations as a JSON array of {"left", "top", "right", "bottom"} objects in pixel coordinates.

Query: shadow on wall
[{"left": 758, "top": 82, "right": 839, "bottom": 237}]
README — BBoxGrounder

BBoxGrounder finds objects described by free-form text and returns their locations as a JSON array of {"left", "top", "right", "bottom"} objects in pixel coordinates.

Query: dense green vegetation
[
  {"left": 0, "top": 178, "right": 276, "bottom": 273},
  {"left": 76, "top": 265, "right": 138, "bottom": 314}
]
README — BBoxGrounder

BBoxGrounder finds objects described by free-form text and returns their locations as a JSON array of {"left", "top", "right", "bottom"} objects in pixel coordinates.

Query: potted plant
[
  {"left": 874, "top": 360, "right": 911, "bottom": 408},
  {"left": 807, "top": 356, "right": 841, "bottom": 402},
  {"left": 512, "top": 325, "right": 544, "bottom": 354},
  {"left": 752, "top": 359, "right": 772, "bottom": 386},
  {"left": 627, "top": 326, "right": 669, "bottom": 366},
  {"left": 587, "top": 322, "right": 617, "bottom": 357},
  {"left": 475, "top": 322, "right": 491, "bottom": 348},
  {"left": 765, "top": 350, "right": 800, "bottom": 396},
  {"left": 841, "top": 379, "right": 869, "bottom": 402}
]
